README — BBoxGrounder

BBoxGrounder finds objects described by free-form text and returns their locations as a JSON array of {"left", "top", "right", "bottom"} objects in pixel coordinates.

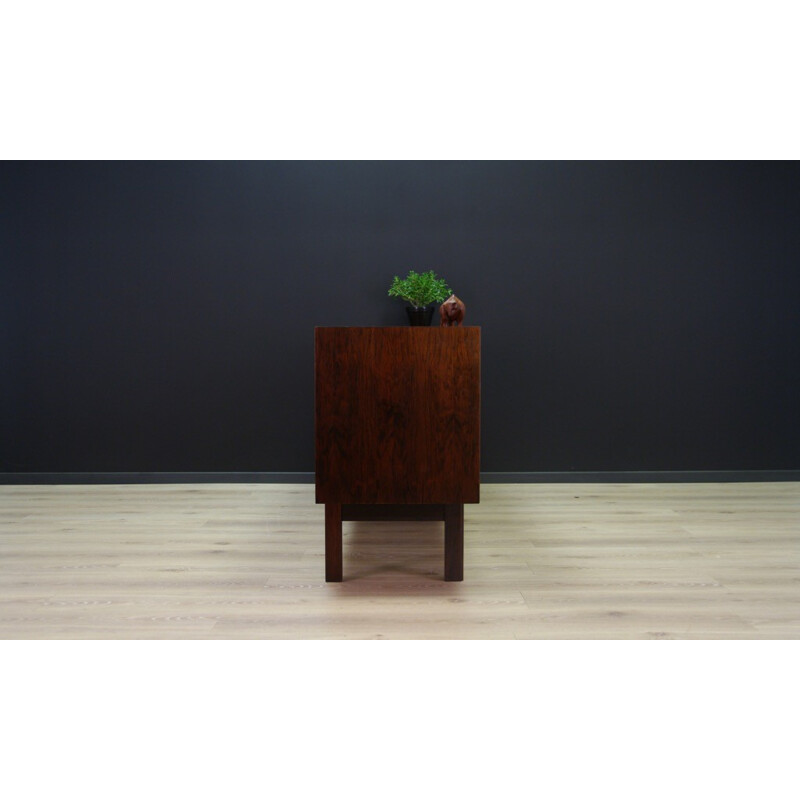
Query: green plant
[{"left": 388, "top": 270, "right": 452, "bottom": 308}]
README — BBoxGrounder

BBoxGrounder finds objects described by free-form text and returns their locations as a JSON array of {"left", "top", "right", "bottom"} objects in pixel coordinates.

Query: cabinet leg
[
  {"left": 444, "top": 504, "right": 464, "bottom": 581},
  {"left": 325, "top": 503, "right": 342, "bottom": 582}
]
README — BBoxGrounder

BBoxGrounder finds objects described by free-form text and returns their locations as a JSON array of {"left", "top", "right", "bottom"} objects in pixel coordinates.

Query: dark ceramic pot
[{"left": 406, "top": 305, "right": 435, "bottom": 326}]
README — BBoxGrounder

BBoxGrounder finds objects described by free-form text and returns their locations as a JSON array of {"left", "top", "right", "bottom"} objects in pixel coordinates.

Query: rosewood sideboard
[{"left": 315, "top": 326, "right": 480, "bottom": 581}]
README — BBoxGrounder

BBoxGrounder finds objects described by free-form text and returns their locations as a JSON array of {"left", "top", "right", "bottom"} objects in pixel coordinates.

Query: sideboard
[{"left": 315, "top": 326, "right": 480, "bottom": 581}]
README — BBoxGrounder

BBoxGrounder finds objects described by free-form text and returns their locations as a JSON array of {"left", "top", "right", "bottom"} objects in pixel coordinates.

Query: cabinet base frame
[{"left": 324, "top": 503, "right": 464, "bottom": 582}]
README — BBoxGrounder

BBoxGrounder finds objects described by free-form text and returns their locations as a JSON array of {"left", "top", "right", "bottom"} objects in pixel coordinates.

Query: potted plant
[{"left": 388, "top": 270, "right": 452, "bottom": 326}]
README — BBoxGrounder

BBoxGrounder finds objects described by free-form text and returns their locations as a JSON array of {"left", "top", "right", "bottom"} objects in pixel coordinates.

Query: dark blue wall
[{"left": 2, "top": 161, "right": 799, "bottom": 473}]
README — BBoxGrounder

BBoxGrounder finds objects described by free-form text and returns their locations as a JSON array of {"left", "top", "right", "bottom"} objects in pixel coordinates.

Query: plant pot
[{"left": 405, "top": 305, "right": 435, "bottom": 326}]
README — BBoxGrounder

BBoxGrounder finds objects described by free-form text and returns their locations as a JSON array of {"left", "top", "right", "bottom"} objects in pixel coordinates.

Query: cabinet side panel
[{"left": 316, "top": 328, "right": 480, "bottom": 504}]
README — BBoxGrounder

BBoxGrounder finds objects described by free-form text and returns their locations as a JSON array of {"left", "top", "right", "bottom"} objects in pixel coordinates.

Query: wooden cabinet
[{"left": 315, "top": 327, "right": 480, "bottom": 581}]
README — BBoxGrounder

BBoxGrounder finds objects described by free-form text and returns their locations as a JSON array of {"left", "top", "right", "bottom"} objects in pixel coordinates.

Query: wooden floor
[{"left": 0, "top": 482, "right": 798, "bottom": 639}]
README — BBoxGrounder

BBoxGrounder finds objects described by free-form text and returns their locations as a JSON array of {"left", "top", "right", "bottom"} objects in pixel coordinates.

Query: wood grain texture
[
  {"left": 315, "top": 327, "right": 480, "bottom": 504},
  {"left": 444, "top": 503, "right": 464, "bottom": 581},
  {"left": 0, "top": 482, "right": 798, "bottom": 639}
]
